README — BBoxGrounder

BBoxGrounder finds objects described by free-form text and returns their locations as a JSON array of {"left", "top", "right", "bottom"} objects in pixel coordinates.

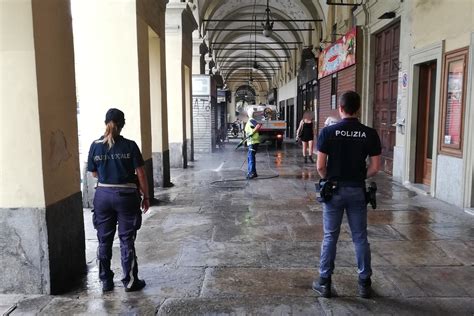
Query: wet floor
[{"left": 2, "top": 141, "right": 473, "bottom": 315}]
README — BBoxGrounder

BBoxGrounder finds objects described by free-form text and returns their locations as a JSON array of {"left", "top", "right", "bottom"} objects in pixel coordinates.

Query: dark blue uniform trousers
[{"left": 93, "top": 187, "right": 142, "bottom": 287}]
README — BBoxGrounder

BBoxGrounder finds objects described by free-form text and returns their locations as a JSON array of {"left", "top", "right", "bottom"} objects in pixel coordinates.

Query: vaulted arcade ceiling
[{"left": 194, "top": 0, "right": 329, "bottom": 92}]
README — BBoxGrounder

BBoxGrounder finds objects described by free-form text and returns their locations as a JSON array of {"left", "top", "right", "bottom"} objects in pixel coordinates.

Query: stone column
[
  {"left": 149, "top": 29, "right": 171, "bottom": 187},
  {"left": 192, "top": 31, "right": 202, "bottom": 75},
  {"left": 73, "top": 0, "right": 160, "bottom": 204},
  {"left": 0, "top": 0, "right": 85, "bottom": 294},
  {"left": 137, "top": 0, "right": 171, "bottom": 188},
  {"left": 166, "top": 2, "right": 197, "bottom": 168}
]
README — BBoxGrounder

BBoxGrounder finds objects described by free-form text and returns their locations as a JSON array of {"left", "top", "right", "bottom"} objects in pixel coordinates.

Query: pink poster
[{"left": 318, "top": 27, "right": 357, "bottom": 79}]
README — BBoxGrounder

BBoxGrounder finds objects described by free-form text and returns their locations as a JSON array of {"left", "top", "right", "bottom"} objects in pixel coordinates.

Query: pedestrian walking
[{"left": 296, "top": 111, "right": 316, "bottom": 163}]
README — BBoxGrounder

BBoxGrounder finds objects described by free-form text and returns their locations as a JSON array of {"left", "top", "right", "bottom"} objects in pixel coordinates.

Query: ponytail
[{"left": 98, "top": 121, "right": 120, "bottom": 149}]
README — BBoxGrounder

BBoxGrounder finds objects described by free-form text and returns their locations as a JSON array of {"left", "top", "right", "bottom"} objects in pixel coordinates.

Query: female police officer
[
  {"left": 87, "top": 108, "right": 150, "bottom": 292},
  {"left": 313, "top": 91, "right": 381, "bottom": 299}
]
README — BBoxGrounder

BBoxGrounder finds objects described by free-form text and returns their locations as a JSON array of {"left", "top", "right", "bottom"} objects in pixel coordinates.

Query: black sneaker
[
  {"left": 308, "top": 156, "right": 314, "bottom": 163},
  {"left": 304, "top": 156, "right": 308, "bottom": 163},
  {"left": 312, "top": 278, "right": 331, "bottom": 298},
  {"left": 247, "top": 173, "right": 257, "bottom": 179},
  {"left": 102, "top": 279, "right": 114, "bottom": 292},
  {"left": 125, "top": 279, "right": 146, "bottom": 292},
  {"left": 358, "top": 278, "right": 372, "bottom": 299}
]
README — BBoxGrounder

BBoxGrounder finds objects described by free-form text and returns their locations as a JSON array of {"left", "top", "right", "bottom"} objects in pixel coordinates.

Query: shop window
[{"left": 439, "top": 47, "right": 468, "bottom": 157}]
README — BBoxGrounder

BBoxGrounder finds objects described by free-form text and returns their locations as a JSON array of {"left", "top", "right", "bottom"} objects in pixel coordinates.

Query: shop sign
[
  {"left": 318, "top": 27, "right": 357, "bottom": 79},
  {"left": 217, "top": 89, "right": 226, "bottom": 103},
  {"left": 193, "top": 75, "right": 210, "bottom": 96}
]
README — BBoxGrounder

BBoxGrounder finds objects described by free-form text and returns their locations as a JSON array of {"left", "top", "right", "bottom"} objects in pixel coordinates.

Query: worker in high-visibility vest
[{"left": 244, "top": 116, "right": 262, "bottom": 179}]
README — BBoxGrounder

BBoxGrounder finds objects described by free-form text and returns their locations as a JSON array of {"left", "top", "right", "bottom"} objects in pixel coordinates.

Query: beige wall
[
  {"left": 137, "top": 16, "right": 152, "bottom": 160},
  {"left": 166, "top": 3, "right": 197, "bottom": 146},
  {"left": 33, "top": 0, "right": 81, "bottom": 205},
  {"left": 0, "top": 0, "right": 45, "bottom": 207},
  {"left": 412, "top": 0, "right": 474, "bottom": 51},
  {"left": 149, "top": 29, "right": 169, "bottom": 153},
  {"left": 166, "top": 30, "right": 186, "bottom": 144},
  {"left": 73, "top": 0, "right": 145, "bottom": 161},
  {"left": 1, "top": 0, "right": 81, "bottom": 207}
]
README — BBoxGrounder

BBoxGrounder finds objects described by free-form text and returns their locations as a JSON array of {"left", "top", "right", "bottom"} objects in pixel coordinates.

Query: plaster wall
[
  {"left": 166, "top": 26, "right": 186, "bottom": 145},
  {"left": 72, "top": 0, "right": 143, "bottom": 164},
  {"left": 411, "top": 0, "right": 474, "bottom": 52},
  {"left": 137, "top": 17, "right": 152, "bottom": 160},
  {"left": 33, "top": 0, "right": 81, "bottom": 206},
  {"left": 166, "top": 3, "right": 197, "bottom": 168},
  {"left": 277, "top": 78, "right": 297, "bottom": 103},
  {"left": 0, "top": 0, "right": 86, "bottom": 294},
  {"left": 0, "top": 0, "right": 44, "bottom": 207},
  {"left": 150, "top": 33, "right": 171, "bottom": 187},
  {"left": 149, "top": 30, "right": 168, "bottom": 153},
  {"left": 403, "top": 1, "right": 474, "bottom": 207}
]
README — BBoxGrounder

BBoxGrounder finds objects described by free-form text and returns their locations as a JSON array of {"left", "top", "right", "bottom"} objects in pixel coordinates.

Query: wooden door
[
  {"left": 373, "top": 22, "right": 400, "bottom": 174},
  {"left": 415, "top": 62, "right": 437, "bottom": 185}
]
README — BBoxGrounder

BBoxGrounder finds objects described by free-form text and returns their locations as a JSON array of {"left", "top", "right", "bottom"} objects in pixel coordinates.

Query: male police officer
[
  {"left": 244, "top": 114, "right": 262, "bottom": 179},
  {"left": 313, "top": 91, "right": 381, "bottom": 298}
]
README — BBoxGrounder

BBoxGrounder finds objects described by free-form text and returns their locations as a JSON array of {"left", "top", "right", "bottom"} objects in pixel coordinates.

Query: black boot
[
  {"left": 102, "top": 279, "right": 114, "bottom": 292},
  {"left": 312, "top": 277, "right": 332, "bottom": 298},
  {"left": 98, "top": 259, "right": 114, "bottom": 292},
  {"left": 125, "top": 279, "right": 146, "bottom": 292},
  {"left": 358, "top": 277, "right": 372, "bottom": 299},
  {"left": 304, "top": 156, "right": 308, "bottom": 163},
  {"left": 308, "top": 155, "right": 314, "bottom": 163}
]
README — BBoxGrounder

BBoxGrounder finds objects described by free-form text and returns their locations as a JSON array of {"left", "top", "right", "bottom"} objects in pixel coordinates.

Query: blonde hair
[{"left": 97, "top": 121, "right": 121, "bottom": 149}]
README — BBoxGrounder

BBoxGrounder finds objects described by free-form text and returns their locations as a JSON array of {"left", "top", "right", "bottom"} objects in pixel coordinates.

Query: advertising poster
[{"left": 318, "top": 27, "right": 357, "bottom": 79}]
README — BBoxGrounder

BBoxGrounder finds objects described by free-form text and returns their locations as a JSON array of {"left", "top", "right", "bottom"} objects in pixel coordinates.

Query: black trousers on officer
[{"left": 93, "top": 187, "right": 142, "bottom": 287}]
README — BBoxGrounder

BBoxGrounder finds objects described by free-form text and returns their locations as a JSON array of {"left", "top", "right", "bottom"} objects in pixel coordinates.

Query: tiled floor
[{"left": 2, "top": 141, "right": 473, "bottom": 315}]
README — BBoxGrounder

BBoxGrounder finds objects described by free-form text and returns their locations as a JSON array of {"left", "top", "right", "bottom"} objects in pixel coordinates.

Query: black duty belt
[{"left": 333, "top": 180, "right": 365, "bottom": 188}]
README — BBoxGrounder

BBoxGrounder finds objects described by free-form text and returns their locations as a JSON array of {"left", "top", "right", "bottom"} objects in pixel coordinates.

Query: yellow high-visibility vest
[{"left": 245, "top": 119, "right": 260, "bottom": 145}]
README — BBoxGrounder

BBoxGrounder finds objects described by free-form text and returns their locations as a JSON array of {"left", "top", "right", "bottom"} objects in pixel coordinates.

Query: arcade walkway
[{"left": 1, "top": 142, "right": 473, "bottom": 315}]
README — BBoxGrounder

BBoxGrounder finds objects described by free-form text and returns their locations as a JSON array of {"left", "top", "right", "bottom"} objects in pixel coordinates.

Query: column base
[
  {"left": 187, "top": 138, "right": 194, "bottom": 162},
  {"left": 0, "top": 192, "right": 86, "bottom": 294},
  {"left": 144, "top": 158, "right": 154, "bottom": 199},
  {"left": 169, "top": 141, "right": 188, "bottom": 168},
  {"left": 152, "top": 150, "right": 172, "bottom": 187}
]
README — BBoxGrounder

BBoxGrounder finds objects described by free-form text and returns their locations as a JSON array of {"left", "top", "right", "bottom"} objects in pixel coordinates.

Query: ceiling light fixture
[{"left": 262, "top": 0, "right": 274, "bottom": 37}]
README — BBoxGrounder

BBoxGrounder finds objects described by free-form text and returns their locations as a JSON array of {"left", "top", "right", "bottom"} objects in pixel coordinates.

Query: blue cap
[{"left": 105, "top": 108, "right": 125, "bottom": 128}]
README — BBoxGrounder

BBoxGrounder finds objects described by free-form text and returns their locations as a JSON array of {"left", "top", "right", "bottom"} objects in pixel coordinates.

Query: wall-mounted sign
[
  {"left": 217, "top": 89, "right": 227, "bottom": 103},
  {"left": 192, "top": 75, "right": 211, "bottom": 96},
  {"left": 318, "top": 27, "right": 357, "bottom": 79}
]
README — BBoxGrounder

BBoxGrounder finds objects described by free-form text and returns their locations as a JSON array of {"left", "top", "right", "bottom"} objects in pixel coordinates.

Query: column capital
[{"left": 166, "top": 2, "right": 198, "bottom": 33}]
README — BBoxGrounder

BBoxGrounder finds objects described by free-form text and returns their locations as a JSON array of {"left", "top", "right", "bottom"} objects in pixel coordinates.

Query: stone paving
[{"left": 1, "top": 141, "right": 473, "bottom": 315}]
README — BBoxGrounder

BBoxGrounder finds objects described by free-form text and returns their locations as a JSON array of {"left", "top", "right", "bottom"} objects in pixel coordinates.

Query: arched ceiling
[{"left": 195, "top": 0, "right": 328, "bottom": 95}]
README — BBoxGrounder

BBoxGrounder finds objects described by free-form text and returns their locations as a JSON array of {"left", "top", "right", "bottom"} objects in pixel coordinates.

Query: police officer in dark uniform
[
  {"left": 87, "top": 108, "right": 150, "bottom": 292},
  {"left": 313, "top": 91, "right": 381, "bottom": 298}
]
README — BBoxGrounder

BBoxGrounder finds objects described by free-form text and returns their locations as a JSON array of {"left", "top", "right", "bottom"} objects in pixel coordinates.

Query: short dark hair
[{"left": 339, "top": 91, "right": 361, "bottom": 115}]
